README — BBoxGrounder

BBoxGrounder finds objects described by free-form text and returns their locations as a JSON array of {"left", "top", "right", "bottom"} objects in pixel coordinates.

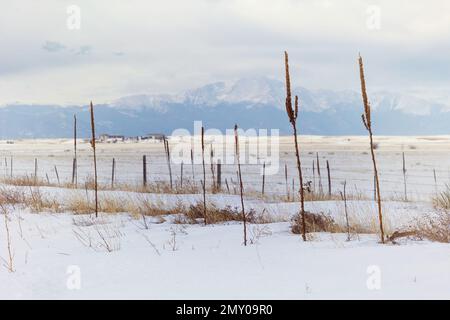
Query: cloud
[{"left": 1, "top": 0, "right": 450, "bottom": 105}]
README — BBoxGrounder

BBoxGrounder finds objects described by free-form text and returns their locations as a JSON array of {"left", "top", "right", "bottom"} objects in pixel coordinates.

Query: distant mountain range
[{"left": 1, "top": 77, "right": 450, "bottom": 138}]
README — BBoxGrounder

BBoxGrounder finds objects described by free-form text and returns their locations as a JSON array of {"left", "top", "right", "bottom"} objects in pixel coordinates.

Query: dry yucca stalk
[
  {"left": 234, "top": 124, "right": 247, "bottom": 246},
  {"left": 72, "top": 114, "right": 77, "bottom": 186},
  {"left": 402, "top": 152, "right": 407, "bottom": 201},
  {"left": 358, "top": 54, "right": 385, "bottom": 243},
  {"left": 201, "top": 126, "right": 207, "bottom": 225},
  {"left": 89, "top": 101, "right": 99, "bottom": 218},
  {"left": 284, "top": 51, "right": 306, "bottom": 241}
]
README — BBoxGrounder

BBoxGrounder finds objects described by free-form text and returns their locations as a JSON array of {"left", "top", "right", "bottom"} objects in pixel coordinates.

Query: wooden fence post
[
  {"left": 262, "top": 162, "right": 266, "bottom": 196},
  {"left": 216, "top": 159, "right": 221, "bottom": 190},
  {"left": 72, "top": 158, "right": 77, "bottom": 185},
  {"left": 316, "top": 153, "right": 323, "bottom": 194},
  {"left": 180, "top": 161, "right": 184, "bottom": 188},
  {"left": 164, "top": 139, "right": 173, "bottom": 190},
  {"left": 54, "top": 165, "right": 60, "bottom": 185},
  {"left": 285, "top": 163, "right": 289, "bottom": 201},
  {"left": 111, "top": 158, "right": 116, "bottom": 189},
  {"left": 326, "top": 160, "right": 331, "bottom": 197},
  {"left": 143, "top": 155, "right": 147, "bottom": 187},
  {"left": 34, "top": 158, "right": 38, "bottom": 183}
]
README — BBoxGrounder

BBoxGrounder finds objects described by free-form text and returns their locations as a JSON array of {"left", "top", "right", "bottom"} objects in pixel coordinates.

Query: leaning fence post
[
  {"left": 10, "top": 156, "right": 13, "bottom": 178},
  {"left": 54, "top": 165, "right": 60, "bottom": 186}
]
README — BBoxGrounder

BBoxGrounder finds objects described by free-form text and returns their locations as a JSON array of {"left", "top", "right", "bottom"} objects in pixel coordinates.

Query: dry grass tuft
[
  {"left": 180, "top": 202, "right": 255, "bottom": 224},
  {"left": 432, "top": 185, "right": 450, "bottom": 209},
  {"left": 24, "top": 187, "right": 62, "bottom": 213},
  {"left": 414, "top": 211, "right": 450, "bottom": 243}
]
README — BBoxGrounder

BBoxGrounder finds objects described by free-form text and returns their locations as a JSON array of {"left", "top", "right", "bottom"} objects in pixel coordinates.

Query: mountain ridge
[{"left": 0, "top": 77, "right": 449, "bottom": 138}]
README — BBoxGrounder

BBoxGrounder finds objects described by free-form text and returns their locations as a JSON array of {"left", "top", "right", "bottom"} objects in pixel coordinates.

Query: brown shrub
[
  {"left": 183, "top": 202, "right": 257, "bottom": 224},
  {"left": 291, "top": 211, "right": 339, "bottom": 234}
]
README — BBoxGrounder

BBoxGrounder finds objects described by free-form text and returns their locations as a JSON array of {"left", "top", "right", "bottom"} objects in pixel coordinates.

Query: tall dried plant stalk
[
  {"left": 339, "top": 181, "right": 350, "bottom": 241},
  {"left": 164, "top": 138, "right": 173, "bottom": 190},
  {"left": 284, "top": 51, "right": 306, "bottom": 241},
  {"left": 358, "top": 55, "right": 384, "bottom": 243},
  {"left": 73, "top": 114, "right": 77, "bottom": 186},
  {"left": 402, "top": 152, "right": 407, "bottom": 201},
  {"left": 201, "top": 127, "right": 207, "bottom": 225},
  {"left": 234, "top": 124, "right": 247, "bottom": 246},
  {"left": 1, "top": 204, "right": 14, "bottom": 272},
  {"left": 89, "top": 101, "right": 99, "bottom": 218}
]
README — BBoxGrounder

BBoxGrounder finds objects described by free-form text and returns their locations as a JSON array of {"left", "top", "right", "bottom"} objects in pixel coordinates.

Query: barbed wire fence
[{"left": 0, "top": 143, "right": 447, "bottom": 203}]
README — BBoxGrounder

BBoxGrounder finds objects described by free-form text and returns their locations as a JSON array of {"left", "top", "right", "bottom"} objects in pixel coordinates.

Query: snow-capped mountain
[{"left": 0, "top": 77, "right": 449, "bottom": 138}]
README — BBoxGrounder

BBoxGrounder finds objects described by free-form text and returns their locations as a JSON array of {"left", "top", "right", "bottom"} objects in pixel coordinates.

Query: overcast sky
[{"left": 1, "top": 0, "right": 450, "bottom": 105}]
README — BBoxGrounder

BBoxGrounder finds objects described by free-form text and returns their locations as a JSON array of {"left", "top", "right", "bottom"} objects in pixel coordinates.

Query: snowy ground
[
  {"left": 1, "top": 137, "right": 450, "bottom": 299},
  {"left": 1, "top": 208, "right": 450, "bottom": 299}
]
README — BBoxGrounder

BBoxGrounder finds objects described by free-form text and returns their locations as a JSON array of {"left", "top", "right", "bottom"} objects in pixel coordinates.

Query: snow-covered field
[
  {"left": 1, "top": 136, "right": 450, "bottom": 299},
  {"left": 1, "top": 135, "right": 450, "bottom": 200},
  {"left": 2, "top": 206, "right": 450, "bottom": 300}
]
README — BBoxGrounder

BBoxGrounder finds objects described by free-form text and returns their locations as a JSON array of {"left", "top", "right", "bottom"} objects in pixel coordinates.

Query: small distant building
[
  {"left": 99, "top": 134, "right": 125, "bottom": 143},
  {"left": 140, "top": 133, "right": 166, "bottom": 142},
  {"left": 125, "top": 136, "right": 140, "bottom": 143}
]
